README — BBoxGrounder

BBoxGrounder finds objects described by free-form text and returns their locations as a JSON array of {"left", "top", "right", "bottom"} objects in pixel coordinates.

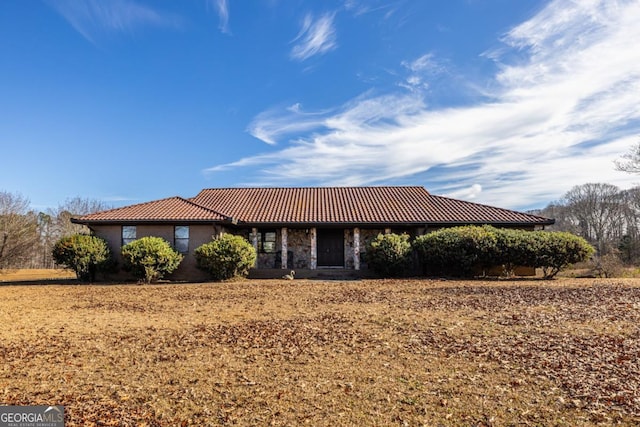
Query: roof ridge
[
  {"left": 74, "top": 196, "right": 184, "bottom": 217},
  {"left": 177, "top": 196, "right": 232, "bottom": 220},
  {"left": 197, "top": 185, "right": 425, "bottom": 191}
]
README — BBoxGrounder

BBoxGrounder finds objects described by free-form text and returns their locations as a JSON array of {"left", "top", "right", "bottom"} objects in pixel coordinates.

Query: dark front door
[{"left": 317, "top": 229, "right": 345, "bottom": 267}]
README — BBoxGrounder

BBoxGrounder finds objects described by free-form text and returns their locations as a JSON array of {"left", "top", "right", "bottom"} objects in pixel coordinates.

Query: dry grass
[
  {"left": 0, "top": 268, "right": 75, "bottom": 282},
  {"left": 1, "top": 278, "right": 640, "bottom": 426}
]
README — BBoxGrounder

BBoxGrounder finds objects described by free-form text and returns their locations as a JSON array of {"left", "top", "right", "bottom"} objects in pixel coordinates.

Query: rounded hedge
[
  {"left": 413, "top": 226, "right": 594, "bottom": 279},
  {"left": 121, "top": 236, "right": 183, "bottom": 283},
  {"left": 194, "top": 234, "right": 257, "bottom": 281},
  {"left": 52, "top": 234, "right": 112, "bottom": 282},
  {"left": 365, "top": 233, "right": 412, "bottom": 277},
  {"left": 413, "top": 226, "right": 499, "bottom": 277}
]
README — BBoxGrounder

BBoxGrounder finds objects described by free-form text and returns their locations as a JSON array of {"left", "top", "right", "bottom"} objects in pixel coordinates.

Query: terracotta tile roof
[
  {"left": 73, "top": 187, "right": 553, "bottom": 226},
  {"left": 421, "top": 194, "right": 553, "bottom": 225},
  {"left": 73, "top": 197, "right": 228, "bottom": 223},
  {"left": 189, "top": 186, "right": 553, "bottom": 226}
]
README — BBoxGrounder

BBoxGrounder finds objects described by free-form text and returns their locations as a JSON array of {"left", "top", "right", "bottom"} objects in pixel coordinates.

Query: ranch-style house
[{"left": 72, "top": 186, "right": 554, "bottom": 280}]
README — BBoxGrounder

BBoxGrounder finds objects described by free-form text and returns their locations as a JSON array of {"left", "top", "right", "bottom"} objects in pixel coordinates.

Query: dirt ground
[{"left": 1, "top": 277, "right": 639, "bottom": 426}]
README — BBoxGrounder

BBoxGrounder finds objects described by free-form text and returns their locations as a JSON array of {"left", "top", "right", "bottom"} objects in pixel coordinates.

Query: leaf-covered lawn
[{"left": 1, "top": 278, "right": 639, "bottom": 426}]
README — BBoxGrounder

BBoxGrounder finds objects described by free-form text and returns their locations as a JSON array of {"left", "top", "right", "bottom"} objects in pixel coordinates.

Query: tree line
[
  {"left": 534, "top": 183, "right": 640, "bottom": 265},
  {"left": 0, "top": 191, "right": 110, "bottom": 270},
  {"left": 533, "top": 141, "right": 640, "bottom": 267}
]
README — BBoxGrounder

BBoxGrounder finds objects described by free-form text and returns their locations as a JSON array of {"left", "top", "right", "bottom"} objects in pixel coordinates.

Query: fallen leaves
[{"left": 1, "top": 278, "right": 640, "bottom": 425}]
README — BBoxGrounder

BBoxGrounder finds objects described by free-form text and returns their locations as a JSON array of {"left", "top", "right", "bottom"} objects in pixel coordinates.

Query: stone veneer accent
[
  {"left": 287, "top": 228, "right": 312, "bottom": 269},
  {"left": 243, "top": 226, "right": 426, "bottom": 271}
]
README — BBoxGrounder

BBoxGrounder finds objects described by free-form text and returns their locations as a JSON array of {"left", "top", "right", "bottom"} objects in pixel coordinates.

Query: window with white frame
[
  {"left": 174, "top": 225, "right": 189, "bottom": 253},
  {"left": 122, "top": 225, "right": 137, "bottom": 246}
]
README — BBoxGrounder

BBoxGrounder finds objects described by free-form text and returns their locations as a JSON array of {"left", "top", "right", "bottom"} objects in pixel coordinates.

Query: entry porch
[{"left": 244, "top": 226, "right": 404, "bottom": 271}]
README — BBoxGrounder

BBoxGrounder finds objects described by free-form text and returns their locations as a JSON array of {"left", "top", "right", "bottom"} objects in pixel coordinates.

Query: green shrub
[
  {"left": 52, "top": 234, "right": 112, "bottom": 282},
  {"left": 194, "top": 234, "right": 257, "bottom": 281},
  {"left": 413, "top": 226, "right": 594, "bottom": 279},
  {"left": 530, "top": 231, "right": 595, "bottom": 279},
  {"left": 365, "top": 233, "right": 412, "bottom": 277},
  {"left": 121, "top": 236, "right": 183, "bottom": 283},
  {"left": 413, "top": 226, "right": 498, "bottom": 276},
  {"left": 494, "top": 228, "right": 537, "bottom": 276}
]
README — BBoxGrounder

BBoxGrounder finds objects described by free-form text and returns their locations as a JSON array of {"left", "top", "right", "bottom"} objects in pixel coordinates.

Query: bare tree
[
  {"left": 535, "top": 202, "right": 579, "bottom": 234},
  {"left": 539, "top": 184, "right": 640, "bottom": 264},
  {"left": 562, "top": 183, "right": 625, "bottom": 255},
  {"left": 617, "top": 187, "right": 640, "bottom": 262},
  {"left": 615, "top": 140, "right": 640, "bottom": 174},
  {"left": 48, "top": 197, "right": 112, "bottom": 238},
  {"left": 37, "top": 212, "right": 55, "bottom": 268},
  {"left": 0, "top": 192, "right": 39, "bottom": 269}
]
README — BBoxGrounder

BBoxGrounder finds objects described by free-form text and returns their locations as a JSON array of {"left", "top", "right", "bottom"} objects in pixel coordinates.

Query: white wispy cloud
[
  {"left": 208, "top": 0, "right": 640, "bottom": 209},
  {"left": 246, "top": 103, "right": 330, "bottom": 145},
  {"left": 290, "top": 12, "right": 338, "bottom": 61},
  {"left": 343, "top": 0, "right": 400, "bottom": 18},
  {"left": 398, "top": 53, "right": 445, "bottom": 92},
  {"left": 47, "top": 0, "right": 180, "bottom": 42},
  {"left": 211, "top": 0, "right": 230, "bottom": 34}
]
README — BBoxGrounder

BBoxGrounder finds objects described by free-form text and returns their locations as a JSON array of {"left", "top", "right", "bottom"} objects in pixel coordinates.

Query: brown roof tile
[
  {"left": 422, "top": 194, "right": 552, "bottom": 225},
  {"left": 73, "top": 187, "right": 553, "bottom": 226},
  {"left": 189, "top": 186, "right": 553, "bottom": 226},
  {"left": 73, "top": 197, "right": 228, "bottom": 223}
]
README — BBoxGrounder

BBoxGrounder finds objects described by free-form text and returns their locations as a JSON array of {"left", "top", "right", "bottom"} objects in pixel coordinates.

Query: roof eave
[{"left": 71, "top": 218, "right": 228, "bottom": 225}]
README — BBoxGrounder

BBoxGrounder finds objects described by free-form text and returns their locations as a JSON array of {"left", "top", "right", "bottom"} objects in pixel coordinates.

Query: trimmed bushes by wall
[
  {"left": 365, "top": 233, "right": 412, "bottom": 277},
  {"left": 194, "top": 234, "right": 257, "bottom": 281},
  {"left": 412, "top": 226, "right": 499, "bottom": 277},
  {"left": 52, "top": 234, "right": 112, "bottom": 282},
  {"left": 121, "top": 236, "right": 183, "bottom": 284},
  {"left": 413, "top": 226, "right": 594, "bottom": 279}
]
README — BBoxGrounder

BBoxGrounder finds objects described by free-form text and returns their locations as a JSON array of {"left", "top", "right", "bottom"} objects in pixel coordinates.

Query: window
[
  {"left": 122, "top": 226, "right": 136, "bottom": 246},
  {"left": 258, "top": 230, "right": 276, "bottom": 253},
  {"left": 174, "top": 226, "right": 189, "bottom": 253}
]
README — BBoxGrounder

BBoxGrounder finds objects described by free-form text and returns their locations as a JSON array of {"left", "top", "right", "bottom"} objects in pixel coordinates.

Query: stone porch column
[
  {"left": 250, "top": 227, "right": 258, "bottom": 267},
  {"left": 353, "top": 227, "right": 360, "bottom": 270},
  {"left": 310, "top": 227, "right": 317, "bottom": 269},
  {"left": 384, "top": 228, "right": 391, "bottom": 234},
  {"left": 281, "top": 227, "right": 288, "bottom": 269}
]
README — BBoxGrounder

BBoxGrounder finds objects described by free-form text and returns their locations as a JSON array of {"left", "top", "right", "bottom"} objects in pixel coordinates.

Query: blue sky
[{"left": 2, "top": 0, "right": 640, "bottom": 211}]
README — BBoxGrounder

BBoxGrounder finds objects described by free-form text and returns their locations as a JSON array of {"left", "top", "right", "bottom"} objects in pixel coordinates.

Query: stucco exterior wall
[
  {"left": 174, "top": 224, "right": 224, "bottom": 281},
  {"left": 89, "top": 224, "right": 122, "bottom": 266},
  {"left": 90, "top": 223, "right": 223, "bottom": 281}
]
